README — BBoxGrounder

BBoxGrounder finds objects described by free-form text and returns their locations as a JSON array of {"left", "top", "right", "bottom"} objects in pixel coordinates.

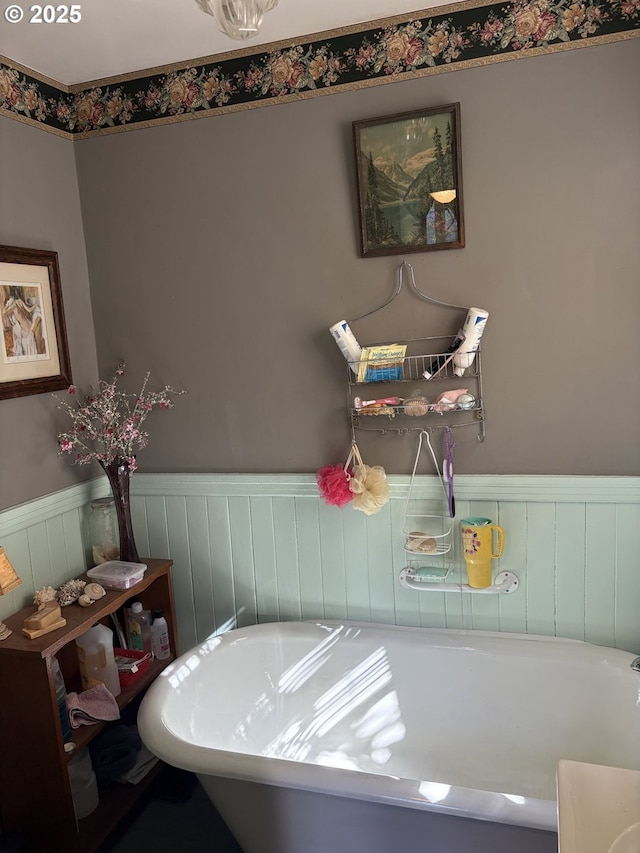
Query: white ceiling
[{"left": 0, "top": 0, "right": 452, "bottom": 86}]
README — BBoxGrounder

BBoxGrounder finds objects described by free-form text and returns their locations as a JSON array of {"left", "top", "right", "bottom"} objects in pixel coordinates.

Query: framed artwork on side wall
[
  {"left": 353, "top": 103, "right": 464, "bottom": 258},
  {"left": 0, "top": 245, "right": 72, "bottom": 400}
]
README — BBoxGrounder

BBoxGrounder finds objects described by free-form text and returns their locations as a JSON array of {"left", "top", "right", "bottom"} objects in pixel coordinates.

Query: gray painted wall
[
  {"left": 75, "top": 40, "right": 640, "bottom": 478},
  {"left": 0, "top": 117, "right": 98, "bottom": 509},
  {"left": 2, "top": 38, "right": 638, "bottom": 513}
]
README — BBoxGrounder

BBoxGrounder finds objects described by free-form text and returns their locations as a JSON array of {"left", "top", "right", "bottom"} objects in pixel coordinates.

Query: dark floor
[{"left": 103, "top": 768, "right": 243, "bottom": 853}]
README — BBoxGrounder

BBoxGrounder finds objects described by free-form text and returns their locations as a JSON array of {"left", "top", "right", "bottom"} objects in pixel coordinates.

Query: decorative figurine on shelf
[
  {"left": 55, "top": 579, "right": 86, "bottom": 606},
  {"left": 34, "top": 580, "right": 106, "bottom": 610},
  {"left": 22, "top": 602, "right": 66, "bottom": 639},
  {"left": 33, "top": 586, "right": 56, "bottom": 606},
  {"left": 77, "top": 583, "right": 107, "bottom": 608},
  {"left": 53, "top": 362, "right": 185, "bottom": 563}
]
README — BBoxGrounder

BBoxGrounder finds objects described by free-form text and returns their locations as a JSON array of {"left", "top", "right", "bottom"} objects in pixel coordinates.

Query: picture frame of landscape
[{"left": 353, "top": 103, "right": 464, "bottom": 258}]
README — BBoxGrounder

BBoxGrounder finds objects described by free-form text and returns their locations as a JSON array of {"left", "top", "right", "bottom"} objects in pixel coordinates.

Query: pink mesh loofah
[{"left": 316, "top": 464, "right": 354, "bottom": 507}]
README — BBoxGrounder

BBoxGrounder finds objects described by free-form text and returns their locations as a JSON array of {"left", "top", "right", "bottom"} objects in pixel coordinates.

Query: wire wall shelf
[
  {"left": 347, "top": 335, "right": 485, "bottom": 441},
  {"left": 399, "top": 568, "right": 520, "bottom": 594}
]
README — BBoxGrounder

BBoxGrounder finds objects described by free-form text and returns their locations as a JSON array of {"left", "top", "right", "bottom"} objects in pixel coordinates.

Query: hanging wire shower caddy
[
  {"left": 402, "top": 429, "right": 454, "bottom": 558},
  {"left": 333, "top": 262, "right": 518, "bottom": 596},
  {"left": 346, "top": 261, "right": 486, "bottom": 442}
]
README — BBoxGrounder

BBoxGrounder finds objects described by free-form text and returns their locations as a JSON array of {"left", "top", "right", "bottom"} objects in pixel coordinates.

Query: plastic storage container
[
  {"left": 75, "top": 623, "right": 121, "bottom": 697},
  {"left": 68, "top": 748, "right": 99, "bottom": 820},
  {"left": 114, "top": 648, "right": 151, "bottom": 686},
  {"left": 86, "top": 561, "right": 147, "bottom": 590},
  {"left": 89, "top": 497, "right": 120, "bottom": 565}
]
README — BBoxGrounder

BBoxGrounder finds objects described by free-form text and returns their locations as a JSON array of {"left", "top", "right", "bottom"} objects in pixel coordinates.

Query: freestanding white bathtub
[{"left": 138, "top": 621, "right": 640, "bottom": 853}]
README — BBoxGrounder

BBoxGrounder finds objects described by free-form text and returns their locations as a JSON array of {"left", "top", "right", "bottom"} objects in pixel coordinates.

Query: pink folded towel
[{"left": 66, "top": 683, "right": 120, "bottom": 728}]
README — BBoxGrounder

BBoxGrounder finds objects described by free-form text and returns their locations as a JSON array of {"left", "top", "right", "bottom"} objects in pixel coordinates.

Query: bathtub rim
[
  {"left": 140, "top": 708, "right": 557, "bottom": 831},
  {"left": 136, "top": 619, "right": 638, "bottom": 833},
  {"left": 139, "top": 619, "right": 640, "bottom": 833}
]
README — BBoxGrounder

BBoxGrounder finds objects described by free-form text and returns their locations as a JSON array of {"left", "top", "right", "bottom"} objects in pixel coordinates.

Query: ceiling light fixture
[{"left": 196, "top": 0, "right": 278, "bottom": 41}]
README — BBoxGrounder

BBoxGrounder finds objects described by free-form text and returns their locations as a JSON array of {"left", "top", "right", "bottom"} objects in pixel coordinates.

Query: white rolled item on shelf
[
  {"left": 68, "top": 748, "right": 99, "bottom": 819},
  {"left": 329, "top": 321, "right": 362, "bottom": 377},
  {"left": 452, "top": 307, "right": 489, "bottom": 376}
]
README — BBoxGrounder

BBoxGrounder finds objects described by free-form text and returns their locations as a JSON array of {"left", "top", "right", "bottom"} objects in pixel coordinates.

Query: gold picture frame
[
  {"left": 0, "top": 245, "right": 72, "bottom": 400},
  {"left": 353, "top": 103, "right": 465, "bottom": 258}
]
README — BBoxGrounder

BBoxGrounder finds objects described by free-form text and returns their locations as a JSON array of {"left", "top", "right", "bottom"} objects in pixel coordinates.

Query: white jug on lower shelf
[
  {"left": 68, "top": 747, "right": 99, "bottom": 819},
  {"left": 75, "top": 622, "right": 121, "bottom": 697}
]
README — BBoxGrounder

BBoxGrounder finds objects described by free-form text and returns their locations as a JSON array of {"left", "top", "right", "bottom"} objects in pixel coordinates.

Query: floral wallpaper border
[{"left": 1, "top": 0, "right": 639, "bottom": 138}]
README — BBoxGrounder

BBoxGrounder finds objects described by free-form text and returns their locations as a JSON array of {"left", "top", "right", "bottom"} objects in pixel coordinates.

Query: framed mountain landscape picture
[{"left": 353, "top": 103, "right": 464, "bottom": 257}]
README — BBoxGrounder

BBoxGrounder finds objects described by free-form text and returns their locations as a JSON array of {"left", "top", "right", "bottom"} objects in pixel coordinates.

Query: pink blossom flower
[
  {"left": 68, "top": 385, "right": 76, "bottom": 395},
  {"left": 54, "top": 362, "right": 184, "bottom": 469}
]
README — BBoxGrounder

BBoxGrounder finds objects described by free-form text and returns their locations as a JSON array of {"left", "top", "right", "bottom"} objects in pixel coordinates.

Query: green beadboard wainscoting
[
  {"left": 0, "top": 479, "right": 110, "bottom": 624},
  {"left": 1, "top": 474, "right": 639, "bottom": 655}
]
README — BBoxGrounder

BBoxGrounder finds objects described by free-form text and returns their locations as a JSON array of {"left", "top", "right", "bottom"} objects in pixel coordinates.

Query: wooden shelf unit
[{"left": 0, "top": 558, "right": 176, "bottom": 853}]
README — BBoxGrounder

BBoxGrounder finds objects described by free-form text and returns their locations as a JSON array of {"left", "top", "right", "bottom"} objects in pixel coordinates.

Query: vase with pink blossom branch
[{"left": 54, "top": 362, "right": 184, "bottom": 563}]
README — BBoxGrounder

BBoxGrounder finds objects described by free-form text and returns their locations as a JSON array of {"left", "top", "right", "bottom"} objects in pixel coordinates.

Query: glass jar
[{"left": 89, "top": 497, "right": 120, "bottom": 565}]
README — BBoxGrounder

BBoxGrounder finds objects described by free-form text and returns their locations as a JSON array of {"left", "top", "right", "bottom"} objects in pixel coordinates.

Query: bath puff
[
  {"left": 358, "top": 405, "right": 396, "bottom": 417},
  {"left": 316, "top": 464, "right": 354, "bottom": 507},
  {"left": 349, "top": 465, "right": 389, "bottom": 515}
]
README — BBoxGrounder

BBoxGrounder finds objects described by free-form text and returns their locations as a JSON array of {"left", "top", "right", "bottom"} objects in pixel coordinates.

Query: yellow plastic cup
[
  {"left": 464, "top": 560, "right": 492, "bottom": 589},
  {"left": 460, "top": 517, "right": 505, "bottom": 588}
]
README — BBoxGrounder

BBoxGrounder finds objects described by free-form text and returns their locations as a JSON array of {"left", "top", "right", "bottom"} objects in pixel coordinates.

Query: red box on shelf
[{"left": 114, "top": 648, "right": 151, "bottom": 687}]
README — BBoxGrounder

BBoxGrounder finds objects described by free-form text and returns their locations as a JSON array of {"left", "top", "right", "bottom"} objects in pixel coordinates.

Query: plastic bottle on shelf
[
  {"left": 75, "top": 623, "right": 121, "bottom": 697},
  {"left": 329, "top": 320, "right": 362, "bottom": 376},
  {"left": 452, "top": 307, "right": 489, "bottom": 376},
  {"left": 151, "top": 610, "right": 171, "bottom": 661},
  {"left": 52, "top": 656, "right": 72, "bottom": 742},
  {"left": 128, "top": 602, "right": 152, "bottom": 653}
]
